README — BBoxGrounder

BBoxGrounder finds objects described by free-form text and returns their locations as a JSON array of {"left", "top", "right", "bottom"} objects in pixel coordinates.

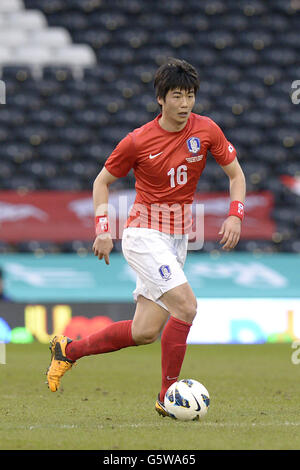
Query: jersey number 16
[{"left": 167, "top": 165, "right": 187, "bottom": 188}]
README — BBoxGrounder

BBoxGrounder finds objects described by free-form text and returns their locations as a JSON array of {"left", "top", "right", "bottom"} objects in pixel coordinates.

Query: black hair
[{"left": 154, "top": 58, "right": 200, "bottom": 102}]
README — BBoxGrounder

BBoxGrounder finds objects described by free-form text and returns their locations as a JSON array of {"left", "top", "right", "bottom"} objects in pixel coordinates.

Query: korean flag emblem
[
  {"left": 187, "top": 137, "right": 201, "bottom": 154},
  {"left": 159, "top": 265, "right": 172, "bottom": 281}
]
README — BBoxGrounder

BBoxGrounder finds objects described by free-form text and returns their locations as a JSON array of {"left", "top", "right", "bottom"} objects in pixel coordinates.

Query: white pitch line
[{"left": 5, "top": 421, "right": 300, "bottom": 431}]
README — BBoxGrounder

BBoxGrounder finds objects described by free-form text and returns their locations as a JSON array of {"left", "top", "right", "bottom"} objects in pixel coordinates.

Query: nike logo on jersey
[{"left": 149, "top": 152, "right": 163, "bottom": 159}]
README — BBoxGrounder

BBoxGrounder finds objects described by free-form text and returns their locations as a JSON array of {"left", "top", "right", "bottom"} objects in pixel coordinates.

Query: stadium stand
[{"left": 0, "top": 0, "right": 299, "bottom": 254}]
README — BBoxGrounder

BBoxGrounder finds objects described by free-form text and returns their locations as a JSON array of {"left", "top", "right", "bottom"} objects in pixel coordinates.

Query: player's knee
[
  {"left": 173, "top": 297, "right": 197, "bottom": 324},
  {"left": 132, "top": 328, "right": 160, "bottom": 346}
]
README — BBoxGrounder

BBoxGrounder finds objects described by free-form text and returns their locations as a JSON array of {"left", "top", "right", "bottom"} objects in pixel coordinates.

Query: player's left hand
[{"left": 218, "top": 216, "right": 242, "bottom": 251}]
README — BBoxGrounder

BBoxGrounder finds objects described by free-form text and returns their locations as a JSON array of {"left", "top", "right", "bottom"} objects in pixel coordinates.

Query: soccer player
[{"left": 47, "top": 58, "right": 246, "bottom": 418}]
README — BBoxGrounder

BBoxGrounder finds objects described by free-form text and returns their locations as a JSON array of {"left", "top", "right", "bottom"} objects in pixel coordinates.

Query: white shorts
[{"left": 122, "top": 227, "right": 188, "bottom": 310}]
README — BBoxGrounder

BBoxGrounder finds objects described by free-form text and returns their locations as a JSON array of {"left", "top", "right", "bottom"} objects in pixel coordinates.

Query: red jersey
[{"left": 105, "top": 112, "right": 236, "bottom": 234}]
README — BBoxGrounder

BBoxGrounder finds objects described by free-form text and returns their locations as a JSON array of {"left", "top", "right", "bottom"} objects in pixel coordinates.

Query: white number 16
[{"left": 167, "top": 165, "right": 187, "bottom": 188}]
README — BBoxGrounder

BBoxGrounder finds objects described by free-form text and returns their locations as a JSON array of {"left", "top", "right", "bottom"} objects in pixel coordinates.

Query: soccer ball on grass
[{"left": 164, "top": 379, "right": 210, "bottom": 421}]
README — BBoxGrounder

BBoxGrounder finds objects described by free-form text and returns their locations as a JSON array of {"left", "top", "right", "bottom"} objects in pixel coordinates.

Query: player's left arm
[{"left": 219, "top": 157, "right": 246, "bottom": 251}]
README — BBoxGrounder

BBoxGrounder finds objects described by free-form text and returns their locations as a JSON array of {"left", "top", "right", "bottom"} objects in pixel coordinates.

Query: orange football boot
[
  {"left": 46, "top": 335, "right": 75, "bottom": 392},
  {"left": 155, "top": 394, "right": 176, "bottom": 419}
]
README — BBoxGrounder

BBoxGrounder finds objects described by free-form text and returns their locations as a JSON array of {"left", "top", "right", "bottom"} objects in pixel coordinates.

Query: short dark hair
[{"left": 154, "top": 58, "right": 200, "bottom": 101}]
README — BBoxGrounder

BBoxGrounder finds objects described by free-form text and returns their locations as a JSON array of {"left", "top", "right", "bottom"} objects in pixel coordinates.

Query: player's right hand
[{"left": 92, "top": 234, "right": 113, "bottom": 265}]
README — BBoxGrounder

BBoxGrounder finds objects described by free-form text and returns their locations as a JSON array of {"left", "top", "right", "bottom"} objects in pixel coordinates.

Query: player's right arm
[
  {"left": 92, "top": 167, "right": 118, "bottom": 264},
  {"left": 93, "top": 132, "right": 137, "bottom": 264}
]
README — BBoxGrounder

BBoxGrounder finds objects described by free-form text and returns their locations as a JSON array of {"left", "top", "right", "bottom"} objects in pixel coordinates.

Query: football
[{"left": 164, "top": 379, "right": 210, "bottom": 421}]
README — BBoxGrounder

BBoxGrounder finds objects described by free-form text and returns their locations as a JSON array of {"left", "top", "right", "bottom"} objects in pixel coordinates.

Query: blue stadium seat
[
  {"left": 1, "top": 175, "right": 40, "bottom": 190},
  {"left": 0, "top": 0, "right": 297, "bottom": 253},
  {"left": 78, "top": 142, "right": 112, "bottom": 162},
  {"left": 22, "top": 160, "right": 59, "bottom": 179},
  {"left": 37, "top": 142, "right": 77, "bottom": 162},
  {"left": 16, "top": 240, "right": 62, "bottom": 253},
  {"left": 43, "top": 175, "right": 83, "bottom": 190}
]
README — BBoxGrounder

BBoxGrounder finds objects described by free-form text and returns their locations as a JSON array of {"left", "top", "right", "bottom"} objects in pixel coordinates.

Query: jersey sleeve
[
  {"left": 208, "top": 118, "right": 237, "bottom": 166},
  {"left": 104, "top": 132, "right": 136, "bottom": 178}
]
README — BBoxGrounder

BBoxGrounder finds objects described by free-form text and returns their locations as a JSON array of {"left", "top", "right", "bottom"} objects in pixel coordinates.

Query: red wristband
[
  {"left": 95, "top": 215, "right": 110, "bottom": 235},
  {"left": 229, "top": 201, "right": 244, "bottom": 221}
]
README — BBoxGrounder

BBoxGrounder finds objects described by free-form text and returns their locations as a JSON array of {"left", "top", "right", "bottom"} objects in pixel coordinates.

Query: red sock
[
  {"left": 159, "top": 316, "right": 192, "bottom": 402},
  {"left": 65, "top": 320, "right": 136, "bottom": 361}
]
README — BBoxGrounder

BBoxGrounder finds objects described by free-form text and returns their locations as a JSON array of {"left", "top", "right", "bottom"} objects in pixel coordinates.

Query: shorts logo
[
  {"left": 187, "top": 137, "right": 201, "bottom": 154},
  {"left": 159, "top": 265, "right": 172, "bottom": 280}
]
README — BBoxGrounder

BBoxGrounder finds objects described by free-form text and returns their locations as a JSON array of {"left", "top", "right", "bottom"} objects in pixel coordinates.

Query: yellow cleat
[
  {"left": 155, "top": 394, "right": 176, "bottom": 419},
  {"left": 46, "top": 335, "right": 75, "bottom": 392}
]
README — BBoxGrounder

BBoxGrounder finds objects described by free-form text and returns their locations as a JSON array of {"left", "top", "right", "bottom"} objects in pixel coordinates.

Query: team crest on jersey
[
  {"left": 186, "top": 154, "right": 204, "bottom": 163},
  {"left": 187, "top": 137, "right": 201, "bottom": 154},
  {"left": 159, "top": 265, "right": 172, "bottom": 280}
]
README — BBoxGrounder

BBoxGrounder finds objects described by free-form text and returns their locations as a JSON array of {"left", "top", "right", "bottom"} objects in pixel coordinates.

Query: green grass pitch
[{"left": 0, "top": 341, "right": 299, "bottom": 450}]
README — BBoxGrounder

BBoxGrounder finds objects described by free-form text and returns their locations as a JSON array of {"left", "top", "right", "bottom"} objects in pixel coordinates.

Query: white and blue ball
[{"left": 164, "top": 379, "right": 210, "bottom": 421}]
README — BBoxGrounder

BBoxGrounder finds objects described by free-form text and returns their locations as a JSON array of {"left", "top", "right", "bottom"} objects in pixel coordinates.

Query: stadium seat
[
  {"left": 16, "top": 240, "right": 62, "bottom": 254},
  {"left": 22, "top": 160, "right": 59, "bottom": 179},
  {"left": 113, "top": 109, "right": 150, "bottom": 127},
  {"left": 1, "top": 175, "right": 40, "bottom": 190},
  {"left": 0, "top": 30, "right": 28, "bottom": 47},
  {"left": 89, "top": 11, "right": 128, "bottom": 30},
  {"left": 0, "top": 241, "right": 14, "bottom": 253},
  {"left": 2, "top": 65, "right": 33, "bottom": 79},
  {"left": 27, "top": 28, "right": 72, "bottom": 47},
  {"left": 54, "top": 126, "right": 95, "bottom": 146},
  {"left": 28, "top": 108, "right": 69, "bottom": 127},
  {"left": 97, "top": 46, "right": 135, "bottom": 66},
  {"left": 3, "top": 9, "right": 47, "bottom": 30},
  {"left": 240, "top": 109, "right": 277, "bottom": 128},
  {"left": 0, "top": 160, "right": 15, "bottom": 179},
  {"left": 277, "top": 31, "right": 300, "bottom": 49},
  {"left": 262, "top": 47, "right": 298, "bottom": 66},
  {"left": 47, "top": 91, "right": 86, "bottom": 111},
  {"left": 62, "top": 161, "right": 99, "bottom": 190},
  {"left": 62, "top": 240, "right": 92, "bottom": 255},
  {"left": 236, "top": 240, "right": 279, "bottom": 254},
  {"left": 272, "top": 207, "right": 299, "bottom": 229},
  {"left": 43, "top": 175, "right": 83, "bottom": 191},
  {"left": 0, "top": 142, "right": 35, "bottom": 163},
  {"left": 53, "top": 45, "right": 97, "bottom": 67},
  {"left": 73, "top": 108, "right": 110, "bottom": 128},
  {"left": 37, "top": 143, "right": 77, "bottom": 162},
  {"left": 24, "top": 0, "right": 66, "bottom": 14},
  {"left": 113, "top": 29, "right": 149, "bottom": 49},
  {"left": 212, "top": 12, "right": 248, "bottom": 32},
  {"left": 79, "top": 143, "right": 114, "bottom": 164},
  {"left": 0, "top": 0, "right": 298, "bottom": 253},
  {"left": 12, "top": 45, "right": 56, "bottom": 67},
  {"left": 0, "top": 46, "right": 13, "bottom": 66},
  {"left": 0, "top": 125, "right": 9, "bottom": 142},
  {"left": 0, "top": 0, "right": 23, "bottom": 12},
  {"left": 131, "top": 12, "right": 166, "bottom": 30},
  {"left": 83, "top": 64, "right": 119, "bottom": 83}
]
